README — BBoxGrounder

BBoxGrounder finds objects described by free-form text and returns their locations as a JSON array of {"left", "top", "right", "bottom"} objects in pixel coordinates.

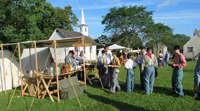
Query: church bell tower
[{"left": 78, "top": 9, "right": 88, "bottom": 36}]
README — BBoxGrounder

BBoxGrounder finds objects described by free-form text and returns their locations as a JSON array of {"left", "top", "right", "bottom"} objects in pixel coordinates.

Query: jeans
[
  {"left": 126, "top": 69, "right": 135, "bottom": 92},
  {"left": 172, "top": 68, "right": 184, "bottom": 96},
  {"left": 110, "top": 68, "right": 121, "bottom": 93},
  {"left": 166, "top": 60, "right": 169, "bottom": 67},
  {"left": 139, "top": 64, "right": 144, "bottom": 88},
  {"left": 143, "top": 66, "right": 155, "bottom": 95}
]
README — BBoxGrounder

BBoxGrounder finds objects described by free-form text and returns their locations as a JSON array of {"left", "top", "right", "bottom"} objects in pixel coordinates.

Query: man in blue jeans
[
  {"left": 141, "top": 47, "right": 158, "bottom": 95},
  {"left": 134, "top": 47, "right": 147, "bottom": 89},
  {"left": 165, "top": 51, "right": 169, "bottom": 67}
]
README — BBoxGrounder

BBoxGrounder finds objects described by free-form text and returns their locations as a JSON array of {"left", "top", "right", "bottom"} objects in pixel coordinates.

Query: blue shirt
[
  {"left": 165, "top": 53, "right": 169, "bottom": 61},
  {"left": 76, "top": 56, "right": 88, "bottom": 65},
  {"left": 136, "top": 51, "right": 147, "bottom": 64}
]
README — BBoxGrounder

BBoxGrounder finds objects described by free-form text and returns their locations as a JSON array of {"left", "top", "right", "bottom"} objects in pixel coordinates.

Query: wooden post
[
  {"left": 82, "top": 37, "right": 86, "bottom": 84},
  {"left": 11, "top": 64, "right": 14, "bottom": 88},
  {"left": 17, "top": 43, "right": 23, "bottom": 96},
  {"left": 1, "top": 44, "right": 6, "bottom": 94},
  {"left": 126, "top": 48, "right": 127, "bottom": 59},
  {"left": 53, "top": 40, "right": 60, "bottom": 103},
  {"left": 33, "top": 41, "right": 39, "bottom": 98},
  {"left": 90, "top": 46, "right": 91, "bottom": 64},
  {"left": 137, "top": 47, "right": 139, "bottom": 59}
]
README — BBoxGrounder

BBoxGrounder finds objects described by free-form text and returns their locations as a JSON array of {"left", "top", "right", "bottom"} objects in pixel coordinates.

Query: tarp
[
  {"left": 2, "top": 36, "right": 102, "bottom": 47},
  {"left": 21, "top": 47, "right": 52, "bottom": 71},
  {"left": 97, "top": 44, "right": 131, "bottom": 58},
  {"left": 0, "top": 51, "right": 22, "bottom": 92}
]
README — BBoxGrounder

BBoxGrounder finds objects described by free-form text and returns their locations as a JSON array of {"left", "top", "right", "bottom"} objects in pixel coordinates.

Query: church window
[
  {"left": 80, "top": 28, "right": 82, "bottom": 32},
  {"left": 85, "top": 28, "right": 87, "bottom": 32}
]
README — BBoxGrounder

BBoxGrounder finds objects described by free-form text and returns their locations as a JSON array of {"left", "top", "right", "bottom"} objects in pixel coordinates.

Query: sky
[{"left": 46, "top": 0, "right": 200, "bottom": 39}]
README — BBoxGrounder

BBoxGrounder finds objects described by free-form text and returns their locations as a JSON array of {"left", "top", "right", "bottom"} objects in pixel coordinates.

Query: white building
[
  {"left": 183, "top": 29, "right": 200, "bottom": 59},
  {"left": 49, "top": 9, "right": 100, "bottom": 61}
]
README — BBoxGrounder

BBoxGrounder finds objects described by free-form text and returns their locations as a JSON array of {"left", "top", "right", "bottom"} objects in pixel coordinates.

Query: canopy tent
[
  {"left": 3, "top": 36, "right": 102, "bottom": 47},
  {"left": 97, "top": 44, "right": 131, "bottom": 58},
  {"left": 1, "top": 36, "right": 96, "bottom": 103},
  {"left": 0, "top": 51, "right": 22, "bottom": 92}
]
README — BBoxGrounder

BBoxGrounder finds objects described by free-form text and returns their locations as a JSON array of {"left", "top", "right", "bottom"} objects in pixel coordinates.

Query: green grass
[{"left": 0, "top": 61, "right": 199, "bottom": 111}]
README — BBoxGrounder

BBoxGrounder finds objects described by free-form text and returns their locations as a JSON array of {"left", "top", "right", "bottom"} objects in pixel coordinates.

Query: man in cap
[
  {"left": 135, "top": 47, "right": 147, "bottom": 89},
  {"left": 125, "top": 53, "right": 137, "bottom": 92},
  {"left": 141, "top": 47, "right": 158, "bottom": 95},
  {"left": 97, "top": 50, "right": 110, "bottom": 87},
  {"left": 109, "top": 50, "right": 121, "bottom": 94},
  {"left": 169, "top": 45, "right": 187, "bottom": 97},
  {"left": 104, "top": 45, "right": 113, "bottom": 87}
]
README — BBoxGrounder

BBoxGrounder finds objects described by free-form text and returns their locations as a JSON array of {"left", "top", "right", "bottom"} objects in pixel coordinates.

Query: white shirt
[
  {"left": 158, "top": 53, "right": 164, "bottom": 60},
  {"left": 125, "top": 59, "right": 137, "bottom": 69},
  {"left": 106, "top": 50, "right": 113, "bottom": 64}
]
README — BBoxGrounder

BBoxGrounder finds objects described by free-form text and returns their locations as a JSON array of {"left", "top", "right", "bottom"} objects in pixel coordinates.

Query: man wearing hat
[
  {"left": 135, "top": 47, "right": 147, "bottom": 89},
  {"left": 97, "top": 50, "right": 110, "bottom": 87},
  {"left": 125, "top": 53, "right": 137, "bottom": 92},
  {"left": 169, "top": 45, "right": 187, "bottom": 97},
  {"left": 141, "top": 47, "right": 158, "bottom": 95}
]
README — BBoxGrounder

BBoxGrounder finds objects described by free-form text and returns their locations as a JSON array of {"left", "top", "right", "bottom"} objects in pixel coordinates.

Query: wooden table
[{"left": 20, "top": 67, "right": 104, "bottom": 102}]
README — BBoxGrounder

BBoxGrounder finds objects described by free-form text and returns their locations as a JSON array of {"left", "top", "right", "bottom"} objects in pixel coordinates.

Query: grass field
[{"left": 0, "top": 60, "right": 199, "bottom": 111}]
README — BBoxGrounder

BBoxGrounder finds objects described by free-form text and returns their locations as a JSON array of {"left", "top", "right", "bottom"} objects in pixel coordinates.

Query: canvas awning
[{"left": 2, "top": 36, "right": 102, "bottom": 47}]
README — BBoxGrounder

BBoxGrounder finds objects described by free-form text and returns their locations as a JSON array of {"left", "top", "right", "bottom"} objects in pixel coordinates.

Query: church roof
[
  {"left": 56, "top": 28, "right": 100, "bottom": 45},
  {"left": 78, "top": 24, "right": 88, "bottom": 27}
]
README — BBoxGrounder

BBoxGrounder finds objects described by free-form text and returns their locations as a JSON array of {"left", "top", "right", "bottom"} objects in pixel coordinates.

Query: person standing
[
  {"left": 194, "top": 55, "right": 200, "bottom": 99},
  {"left": 169, "top": 45, "right": 187, "bottom": 97},
  {"left": 97, "top": 50, "right": 109, "bottom": 87},
  {"left": 165, "top": 51, "right": 170, "bottom": 67},
  {"left": 134, "top": 47, "right": 147, "bottom": 89},
  {"left": 77, "top": 51, "right": 88, "bottom": 81},
  {"left": 125, "top": 53, "right": 137, "bottom": 92},
  {"left": 158, "top": 50, "right": 164, "bottom": 67},
  {"left": 141, "top": 47, "right": 158, "bottom": 95},
  {"left": 109, "top": 50, "right": 121, "bottom": 94},
  {"left": 104, "top": 45, "right": 113, "bottom": 88}
]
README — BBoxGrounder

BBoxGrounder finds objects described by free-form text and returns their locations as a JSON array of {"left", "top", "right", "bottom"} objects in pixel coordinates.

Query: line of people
[{"left": 97, "top": 45, "right": 187, "bottom": 97}]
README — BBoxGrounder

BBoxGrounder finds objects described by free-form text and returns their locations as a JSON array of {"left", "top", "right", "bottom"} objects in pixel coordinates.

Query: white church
[{"left": 48, "top": 9, "right": 99, "bottom": 61}]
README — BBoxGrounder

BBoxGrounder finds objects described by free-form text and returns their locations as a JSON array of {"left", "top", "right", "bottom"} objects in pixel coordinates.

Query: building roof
[{"left": 56, "top": 28, "right": 101, "bottom": 46}]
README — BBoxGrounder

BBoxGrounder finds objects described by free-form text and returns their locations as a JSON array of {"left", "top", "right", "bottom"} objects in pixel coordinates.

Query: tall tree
[
  {"left": 101, "top": 5, "right": 154, "bottom": 48},
  {"left": 94, "top": 34, "right": 111, "bottom": 46},
  {"left": 144, "top": 23, "right": 173, "bottom": 50}
]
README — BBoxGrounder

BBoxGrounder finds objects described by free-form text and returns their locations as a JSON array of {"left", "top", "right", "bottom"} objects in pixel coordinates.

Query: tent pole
[
  {"left": 17, "top": 43, "right": 23, "bottom": 96},
  {"left": 53, "top": 40, "right": 60, "bottom": 103},
  {"left": 33, "top": 41, "right": 39, "bottom": 98},
  {"left": 90, "top": 46, "right": 91, "bottom": 64},
  {"left": 29, "top": 44, "right": 32, "bottom": 71},
  {"left": 82, "top": 37, "right": 86, "bottom": 84},
  {"left": 1, "top": 44, "right": 6, "bottom": 94}
]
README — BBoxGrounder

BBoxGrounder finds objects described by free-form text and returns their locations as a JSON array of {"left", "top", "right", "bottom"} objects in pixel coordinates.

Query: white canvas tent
[
  {"left": 0, "top": 51, "right": 21, "bottom": 92},
  {"left": 97, "top": 44, "right": 131, "bottom": 57}
]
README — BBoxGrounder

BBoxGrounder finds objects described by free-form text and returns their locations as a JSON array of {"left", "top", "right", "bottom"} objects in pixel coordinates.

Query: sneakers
[{"left": 173, "top": 93, "right": 184, "bottom": 97}]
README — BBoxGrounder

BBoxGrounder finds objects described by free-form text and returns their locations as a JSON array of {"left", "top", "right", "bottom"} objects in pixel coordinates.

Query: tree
[
  {"left": 164, "top": 34, "right": 190, "bottom": 53},
  {"left": 144, "top": 23, "right": 174, "bottom": 53},
  {"left": 94, "top": 34, "right": 111, "bottom": 45},
  {"left": 101, "top": 5, "right": 154, "bottom": 48}
]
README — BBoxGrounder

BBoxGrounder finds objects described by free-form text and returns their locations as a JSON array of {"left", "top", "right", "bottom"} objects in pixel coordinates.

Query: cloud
[{"left": 157, "top": 0, "right": 177, "bottom": 10}]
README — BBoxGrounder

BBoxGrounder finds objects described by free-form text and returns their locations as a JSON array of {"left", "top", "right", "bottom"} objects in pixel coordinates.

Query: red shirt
[{"left": 173, "top": 53, "right": 187, "bottom": 69}]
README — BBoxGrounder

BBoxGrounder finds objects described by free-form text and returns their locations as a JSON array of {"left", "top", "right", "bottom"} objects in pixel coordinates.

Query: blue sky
[{"left": 46, "top": 0, "right": 200, "bottom": 39}]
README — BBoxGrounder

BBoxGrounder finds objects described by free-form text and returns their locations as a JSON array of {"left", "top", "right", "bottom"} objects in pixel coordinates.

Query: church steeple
[
  {"left": 78, "top": 9, "right": 88, "bottom": 36},
  {"left": 81, "top": 9, "right": 85, "bottom": 25}
]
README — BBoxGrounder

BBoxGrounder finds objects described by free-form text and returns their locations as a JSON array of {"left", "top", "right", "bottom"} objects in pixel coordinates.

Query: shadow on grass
[
  {"left": 86, "top": 92, "right": 152, "bottom": 111},
  {"left": 88, "top": 79, "right": 194, "bottom": 97}
]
